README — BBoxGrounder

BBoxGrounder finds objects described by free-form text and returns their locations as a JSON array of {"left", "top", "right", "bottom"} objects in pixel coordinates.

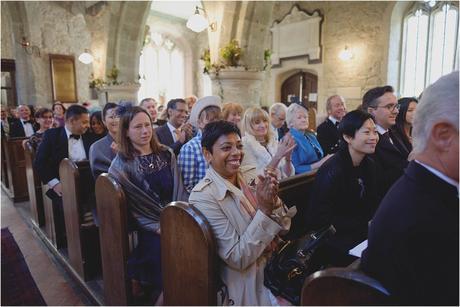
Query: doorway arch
[{"left": 281, "top": 71, "right": 318, "bottom": 130}]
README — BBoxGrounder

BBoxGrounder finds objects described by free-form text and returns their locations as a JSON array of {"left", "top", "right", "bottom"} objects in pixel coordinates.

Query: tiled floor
[{"left": 1, "top": 189, "right": 90, "bottom": 306}]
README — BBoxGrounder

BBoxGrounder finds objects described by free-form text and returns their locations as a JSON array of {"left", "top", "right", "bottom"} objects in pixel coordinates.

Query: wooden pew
[
  {"left": 301, "top": 267, "right": 392, "bottom": 305},
  {"left": 24, "top": 141, "right": 45, "bottom": 227},
  {"left": 279, "top": 170, "right": 317, "bottom": 239},
  {"left": 95, "top": 173, "right": 131, "bottom": 306},
  {"left": 1, "top": 136, "right": 29, "bottom": 202},
  {"left": 59, "top": 158, "right": 100, "bottom": 281},
  {"left": 161, "top": 202, "right": 218, "bottom": 306}
]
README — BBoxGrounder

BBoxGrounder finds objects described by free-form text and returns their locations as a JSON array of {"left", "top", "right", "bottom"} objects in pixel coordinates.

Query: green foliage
[
  {"left": 89, "top": 73, "right": 106, "bottom": 89},
  {"left": 263, "top": 49, "right": 272, "bottom": 70},
  {"left": 107, "top": 65, "right": 120, "bottom": 85},
  {"left": 219, "top": 39, "right": 241, "bottom": 67}
]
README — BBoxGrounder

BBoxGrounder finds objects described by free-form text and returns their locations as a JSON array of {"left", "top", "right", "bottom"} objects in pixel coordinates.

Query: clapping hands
[{"left": 256, "top": 168, "right": 279, "bottom": 216}]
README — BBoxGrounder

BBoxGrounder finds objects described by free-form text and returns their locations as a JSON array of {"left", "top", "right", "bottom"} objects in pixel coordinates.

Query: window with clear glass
[
  {"left": 138, "top": 32, "right": 185, "bottom": 102},
  {"left": 400, "top": 1, "right": 459, "bottom": 97}
]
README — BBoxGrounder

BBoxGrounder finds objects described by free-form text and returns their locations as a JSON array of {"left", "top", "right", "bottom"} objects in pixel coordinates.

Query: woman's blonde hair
[
  {"left": 242, "top": 107, "right": 274, "bottom": 143},
  {"left": 222, "top": 102, "right": 244, "bottom": 121}
]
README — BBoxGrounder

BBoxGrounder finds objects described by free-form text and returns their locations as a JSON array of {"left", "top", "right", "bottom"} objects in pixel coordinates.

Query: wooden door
[
  {"left": 281, "top": 71, "right": 318, "bottom": 130},
  {"left": 1, "top": 59, "right": 17, "bottom": 107}
]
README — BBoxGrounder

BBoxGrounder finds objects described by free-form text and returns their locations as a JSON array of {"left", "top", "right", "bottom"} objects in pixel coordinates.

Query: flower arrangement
[
  {"left": 219, "top": 39, "right": 242, "bottom": 67},
  {"left": 89, "top": 65, "right": 121, "bottom": 89}
]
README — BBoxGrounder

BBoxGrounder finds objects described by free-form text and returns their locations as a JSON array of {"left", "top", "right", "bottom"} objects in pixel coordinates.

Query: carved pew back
[
  {"left": 1, "top": 137, "right": 29, "bottom": 201},
  {"left": 279, "top": 171, "right": 317, "bottom": 238},
  {"left": 59, "top": 158, "right": 100, "bottom": 281},
  {"left": 95, "top": 173, "right": 131, "bottom": 306},
  {"left": 301, "top": 267, "right": 392, "bottom": 305},
  {"left": 24, "top": 141, "right": 45, "bottom": 227},
  {"left": 161, "top": 202, "right": 218, "bottom": 306}
]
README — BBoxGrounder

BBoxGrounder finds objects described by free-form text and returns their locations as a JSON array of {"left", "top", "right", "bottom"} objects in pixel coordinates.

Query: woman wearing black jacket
[{"left": 307, "top": 110, "right": 381, "bottom": 266}]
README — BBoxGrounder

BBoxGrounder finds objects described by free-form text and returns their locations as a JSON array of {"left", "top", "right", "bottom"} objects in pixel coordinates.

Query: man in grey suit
[
  {"left": 89, "top": 102, "right": 119, "bottom": 179},
  {"left": 155, "top": 98, "right": 193, "bottom": 155}
]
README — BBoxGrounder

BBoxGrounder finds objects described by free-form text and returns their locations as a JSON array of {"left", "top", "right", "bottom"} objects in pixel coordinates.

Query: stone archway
[{"left": 105, "top": 1, "right": 152, "bottom": 83}]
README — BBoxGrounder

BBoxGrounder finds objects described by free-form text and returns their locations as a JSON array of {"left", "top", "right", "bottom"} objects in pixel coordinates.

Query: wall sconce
[
  {"left": 19, "top": 37, "right": 41, "bottom": 57},
  {"left": 339, "top": 46, "right": 353, "bottom": 61},
  {"left": 78, "top": 49, "right": 94, "bottom": 64},
  {"left": 186, "top": 6, "right": 217, "bottom": 33}
]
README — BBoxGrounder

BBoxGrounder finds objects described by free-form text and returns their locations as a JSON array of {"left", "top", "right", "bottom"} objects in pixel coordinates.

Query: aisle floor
[{"left": 1, "top": 189, "right": 90, "bottom": 306}]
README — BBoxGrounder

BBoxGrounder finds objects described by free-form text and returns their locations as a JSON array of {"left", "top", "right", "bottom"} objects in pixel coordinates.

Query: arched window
[
  {"left": 400, "top": 1, "right": 458, "bottom": 97},
  {"left": 138, "top": 32, "right": 185, "bottom": 101}
]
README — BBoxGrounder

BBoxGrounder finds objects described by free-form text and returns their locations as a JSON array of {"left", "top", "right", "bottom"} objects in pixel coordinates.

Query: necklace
[{"left": 137, "top": 153, "right": 168, "bottom": 174}]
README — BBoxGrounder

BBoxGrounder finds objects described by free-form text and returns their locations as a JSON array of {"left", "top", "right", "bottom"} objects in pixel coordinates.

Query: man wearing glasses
[{"left": 362, "top": 85, "right": 408, "bottom": 195}]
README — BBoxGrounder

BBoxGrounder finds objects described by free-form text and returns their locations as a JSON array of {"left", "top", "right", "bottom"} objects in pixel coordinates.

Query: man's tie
[
  {"left": 335, "top": 121, "right": 340, "bottom": 128},
  {"left": 174, "top": 129, "right": 181, "bottom": 141},
  {"left": 382, "top": 131, "right": 394, "bottom": 145},
  {"left": 70, "top": 134, "right": 81, "bottom": 140}
]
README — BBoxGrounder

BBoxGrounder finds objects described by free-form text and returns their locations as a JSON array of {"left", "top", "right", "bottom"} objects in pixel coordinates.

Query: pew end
[
  {"left": 60, "top": 159, "right": 100, "bottom": 281},
  {"left": 95, "top": 173, "right": 131, "bottom": 306},
  {"left": 301, "top": 267, "right": 392, "bottom": 305},
  {"left": 161, "top": 202, "right": 218, "bottom": 306},
  {"left": 24, "top": 140, "right": 45, "bottom": 227}
]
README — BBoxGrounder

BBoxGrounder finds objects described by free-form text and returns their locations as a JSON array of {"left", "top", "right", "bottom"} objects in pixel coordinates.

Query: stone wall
[
  {"left": 1, "top": 2, "right": 15, "bottom": 60},
  {"left": 266, "top": 1, "right": 395, "bottom": 114},
  {"left": 2, "top": 2, "right": 93, "bottom": 106}
]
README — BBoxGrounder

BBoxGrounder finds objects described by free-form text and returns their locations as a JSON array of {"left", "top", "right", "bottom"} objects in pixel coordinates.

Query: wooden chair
[
  {"left": 1, "top": 136, "right": 29, "bottom": 202},
  {"left": 24, "top": 141, "right": 45, "bottom": 227},
  {"left": 59, "top": 159, "right": 100, "bottom": 281},
  {"left": 95, "top": 173, "right": 131, "bottom": 306},
  {"left": 161, "top": 202, "right": 218, "bottom": 306},
  {"left": 301, "top": 267, "right": 392, "bottom": 305}
]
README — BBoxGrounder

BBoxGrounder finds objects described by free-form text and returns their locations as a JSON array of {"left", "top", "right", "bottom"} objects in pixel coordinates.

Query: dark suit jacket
[
  {"left": 155, "top": 123, "right": 184, "bottom": 155},
  {"left": 372, "top": 131, "right": 408, "bottom": 194},
  {"left": 361, "top": 161, "right": 459, "bottom": 305},
  {"left": 34, "top": 126, "right": 95, "bottom": 185},
  {"left": 307, "top": 146, "right": 380, "bottom": 252},
  {"left": 9, "top": 118, "right": 37, "bottom": 138},
  {"left": 317, "top": 118, "right": 340, "bottom": 154}
]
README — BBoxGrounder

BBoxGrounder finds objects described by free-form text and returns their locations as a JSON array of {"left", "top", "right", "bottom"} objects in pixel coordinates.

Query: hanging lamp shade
[
  {"left": 186, "top": 8, "right": 209, "bottom": 32},
  {"left": 78, "top": 49, "right": 94, "bottom": 64}
]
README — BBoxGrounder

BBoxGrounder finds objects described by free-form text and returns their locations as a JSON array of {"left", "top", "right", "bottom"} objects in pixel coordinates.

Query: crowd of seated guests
[{"left": 20, "top": 71, "right": 458, "bottom": 306}]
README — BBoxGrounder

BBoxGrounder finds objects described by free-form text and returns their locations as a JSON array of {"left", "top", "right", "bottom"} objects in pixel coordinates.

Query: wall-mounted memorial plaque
[
  {"left": 270, "top": 5, "right": 323, "bottom": 65},
  {"left": 49, "top": 54, "right": 78, "bottom": 103}
]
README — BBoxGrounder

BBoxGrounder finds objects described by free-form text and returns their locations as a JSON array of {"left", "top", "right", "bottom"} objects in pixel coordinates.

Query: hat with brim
[{"left": 189, "top": 95, "right": 222, "bottom": 128}]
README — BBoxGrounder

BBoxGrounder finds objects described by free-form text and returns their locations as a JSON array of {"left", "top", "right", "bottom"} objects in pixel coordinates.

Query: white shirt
[
  {"left": 21, "top": 119, "right": 34, "bottom": 137},
  {"left": 47, "top": 127, "right": 87, "bottom": 189},
  {"left": 376, "top": 124, "right": 394, "bottom": 145},
  {"left": 65, "top": 126, "right": 87, "bottom": 162},
  {"left": 328, "top": 116, "right": 340, "bottom": 126},
  {"left": 167, "top": 122, "right": 179, "bottom": 143},
  {"left": 415, "top": 160, "right": 459, "bottom": 194}
]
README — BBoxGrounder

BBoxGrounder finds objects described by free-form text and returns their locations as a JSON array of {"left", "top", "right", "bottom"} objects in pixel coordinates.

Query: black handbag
[{"left": 264, "top": 225, "right": 336, "bottom": 305}]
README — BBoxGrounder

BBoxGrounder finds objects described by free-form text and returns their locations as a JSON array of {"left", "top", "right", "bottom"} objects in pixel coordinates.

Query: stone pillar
[
  {"left": 96, "top": 83, "right": 140, "bottom": 105},
  {"left": 210, "top": 68, "right": 265, "bottom": 108}
]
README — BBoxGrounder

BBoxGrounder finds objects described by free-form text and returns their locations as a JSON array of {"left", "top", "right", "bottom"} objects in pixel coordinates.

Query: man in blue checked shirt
[{"left": 178, "top": 96, "right": 222, "bottom": 193}]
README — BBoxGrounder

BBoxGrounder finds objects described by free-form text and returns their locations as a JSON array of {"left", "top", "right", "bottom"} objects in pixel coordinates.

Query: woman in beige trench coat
[{"left": 189, "top": 120, "right": 296, "bottom": 306}]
